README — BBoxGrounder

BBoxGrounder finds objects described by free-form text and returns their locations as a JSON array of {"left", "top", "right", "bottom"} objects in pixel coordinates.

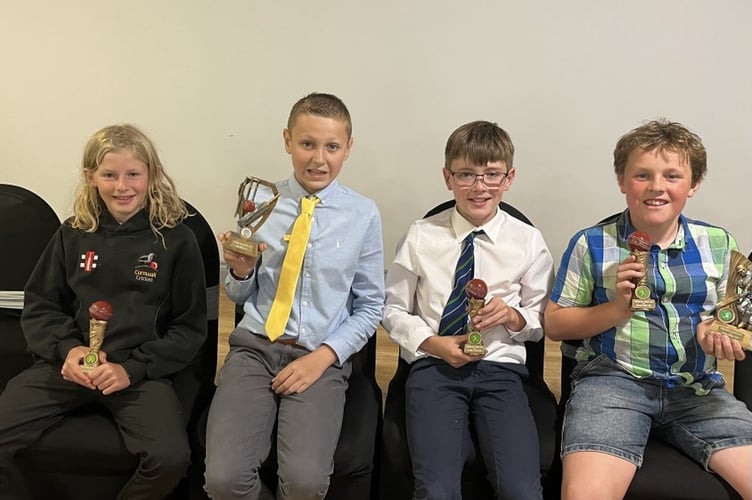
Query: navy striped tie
[{"left": 439, "top": 231, "right": 481, "bottom": 336}]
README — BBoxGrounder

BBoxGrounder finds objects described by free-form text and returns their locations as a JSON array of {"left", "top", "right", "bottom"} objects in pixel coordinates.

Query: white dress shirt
[{"left": 383, "top": 206, "right": 554, "bottom": 364}]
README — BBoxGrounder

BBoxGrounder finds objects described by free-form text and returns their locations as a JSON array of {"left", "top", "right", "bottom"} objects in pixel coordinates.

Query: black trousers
[{"left": 0, "top": 360, "right": 190, "bottom": 500}]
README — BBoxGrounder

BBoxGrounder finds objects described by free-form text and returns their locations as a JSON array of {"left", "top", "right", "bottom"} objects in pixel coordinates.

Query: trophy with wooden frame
[
  {"left": 710, "top": 250, "right": 752, "bottom": 350},
  {"left": 223, "top": 177, "right": 280, "bottom": 257},
  {"left": 463, "top": 278, "right": 488, "bottom": 356}
]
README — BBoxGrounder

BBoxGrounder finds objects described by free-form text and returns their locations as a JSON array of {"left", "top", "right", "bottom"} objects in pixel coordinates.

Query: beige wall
[{"left": 2, "top": 1, "right": 750, "bottom": 263}]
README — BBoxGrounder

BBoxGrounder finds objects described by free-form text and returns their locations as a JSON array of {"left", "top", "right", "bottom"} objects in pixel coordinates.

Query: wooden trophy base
[
  {"left": 710, "top": 320, "right": 752, "bottom": 351},
  {"left": 463, "top": 331, "right": 486, "bottom": 356},
  {"left": 224, "top": 232, "right": 259, "bottom": 257}
]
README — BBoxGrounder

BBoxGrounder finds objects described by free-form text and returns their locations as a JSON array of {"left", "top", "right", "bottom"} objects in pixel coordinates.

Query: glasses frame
[{"left": 447, "top": 169, "right": 510, "bottom": 188}]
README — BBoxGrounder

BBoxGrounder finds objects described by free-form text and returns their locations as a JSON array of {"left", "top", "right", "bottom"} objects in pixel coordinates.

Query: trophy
[
  {"left": 82, "top": 300, "right": 113, "bottom": 373},
  {"left": 223, "top": 177, "right": 280, "bottom": 257},
  {"left": 710, "top": 251, "right": 752, "bottom": 350},
  {"left": 463, "top": 278, "right": 488, "bottom": 356},
  {"left": 627, "top": 231, "right": 656, "bottom": 311}
]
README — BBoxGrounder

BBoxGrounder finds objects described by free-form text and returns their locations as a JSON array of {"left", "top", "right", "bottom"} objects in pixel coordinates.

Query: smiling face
[
  {"left": 618, "top": 147, "right": 699, "bottom": 243},
  {"left": 88, "top": 149, "right": 149, "bottom": 224},
  {"left": 443, "top": 158, "right": 514, "bottom": 227},
  {"left": 283, "top": 113, "right": 352, "bottom": 194}
]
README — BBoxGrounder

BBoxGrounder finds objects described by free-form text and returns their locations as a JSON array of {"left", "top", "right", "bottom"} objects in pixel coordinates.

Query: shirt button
[
  {"left": 307, "top": 243, "right": 312, "bottom": 249},
  {"left": 302, "top": 301, "right": 308, "bottom": 306},
  {"left": 662, "top": 297, "right": 670, "bottom": 303}
]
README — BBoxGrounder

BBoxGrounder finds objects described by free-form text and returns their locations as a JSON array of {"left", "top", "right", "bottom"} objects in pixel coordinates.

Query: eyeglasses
[{"left": 448, "top": 170, "right": 509, "bottom": 187}]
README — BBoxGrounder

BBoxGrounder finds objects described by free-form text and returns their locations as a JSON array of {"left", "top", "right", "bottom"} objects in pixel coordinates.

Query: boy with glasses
[{"left": 383, "top": 120, "right": 554, "bottom": 499}]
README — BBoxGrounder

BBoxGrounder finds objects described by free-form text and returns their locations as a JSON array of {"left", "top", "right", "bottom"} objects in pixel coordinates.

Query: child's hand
[
  {"left": 613, "top": 255, "right": 644, "bottom": 317},
  {"left": 419, "top": 334, "right": 482, "bottom": 368},
  {"left": 473, "top": 296, "right": 526, "bottom": 332},
  {"left": 87, "top": 351, "right": 132, "bottom": 395},
  {"left": 216, "top": 231, "right": 266, "bottom": 279},
  {"left": 697, "top": 319, "right": 746, "bottom": 361},
  {"left": 271, "top": 346, "right": 337, "bottom": 396},
  {"left": 61, "top": 345, "right": 96, "bottom": 389}
]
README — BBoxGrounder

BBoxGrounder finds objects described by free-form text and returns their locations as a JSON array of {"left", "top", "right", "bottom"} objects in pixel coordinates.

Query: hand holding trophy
[
  {"left": 710, "top": 250, "right": 752, "bottom": 350},
  {"left": 627, "top": 231, "right": 656, "bottom": 311},
  {"left": 223, "top": 177, "right": 280, "bottom": 257},
  {"left": 83, "top": 300, "right": 113, "bottom": 373},
  {"left": 463, "top": 278, "right": 488, "bottom": 356}
]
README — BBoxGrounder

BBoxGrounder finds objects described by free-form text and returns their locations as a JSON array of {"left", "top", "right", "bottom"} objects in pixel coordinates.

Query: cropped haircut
[
  {"left": 444, "top": 120, "right": 514, "bottom": 170},
  {"left": 613, "top": 119, "right": 707, "bottom": 186},
  {"left": 287, "top": 92, "right": 352, "bottom": 138},
  {"left": 72, "top": 124, "right": 188, "bottom": 243}
]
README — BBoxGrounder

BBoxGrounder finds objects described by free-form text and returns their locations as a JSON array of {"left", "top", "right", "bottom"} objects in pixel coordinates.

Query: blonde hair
[{"left": 71, "top": 124, "right": 187, "bottom": 242}]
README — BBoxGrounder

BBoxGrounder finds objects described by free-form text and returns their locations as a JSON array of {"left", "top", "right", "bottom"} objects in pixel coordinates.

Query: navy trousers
[{"left": 405, "top": 357, "right": 542, "bottom": 500}]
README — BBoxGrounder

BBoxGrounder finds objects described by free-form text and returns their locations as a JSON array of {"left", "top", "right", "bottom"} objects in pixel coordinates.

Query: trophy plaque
[
  {"left": 224, "top": 177, "right": 280, "bottom": 257},
  {"left": 627, "top": 231, "right": 656, "bottom": 311},
  {"left": 82, "top": 300, "right": 113, "bottom": 373},
  {"left": 463, "top": 278, "right": 488, "bottom": 356},
  {"left": 710, "top": 250, "right": 752, "bottom": 350}
]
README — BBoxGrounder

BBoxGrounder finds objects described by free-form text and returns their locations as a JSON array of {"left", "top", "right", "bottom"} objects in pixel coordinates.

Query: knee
[
  {"left": 278, "top": 461, "right": 331, "bottom": 499},
  {"left": 142, "top": 440, "right": 191, "bottom": 482},
  {"left": 204, "top": 467, "right": 262, "bottom": 499},
  {"left": 494, "top": 477, "right": 543, "bottom": 500}
]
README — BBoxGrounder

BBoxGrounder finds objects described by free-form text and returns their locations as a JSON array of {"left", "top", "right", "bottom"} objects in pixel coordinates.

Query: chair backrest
[
  {"left": 423, "top": 200, "right": 545, "bottom": 379},
  {"left": 181, "top": 201, "right": 220, "bottom": 402},
  {"left": 0, "top": 184, "right": 60, "bottom": 390}
]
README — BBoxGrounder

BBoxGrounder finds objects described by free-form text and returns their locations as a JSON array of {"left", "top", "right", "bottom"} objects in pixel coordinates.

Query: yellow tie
[{"left": 265, "top": 196, "right": 319, "bottom": 340}]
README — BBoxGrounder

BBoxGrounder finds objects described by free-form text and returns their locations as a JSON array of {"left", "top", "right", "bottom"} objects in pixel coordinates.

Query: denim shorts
[{"left": 561, "top": 354, "right": 752, "bottom": 469}]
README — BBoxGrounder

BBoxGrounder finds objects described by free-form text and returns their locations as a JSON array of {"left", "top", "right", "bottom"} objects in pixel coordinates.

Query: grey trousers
[{"left": 204, "top": 328, "right": 351, "bottom": 500}]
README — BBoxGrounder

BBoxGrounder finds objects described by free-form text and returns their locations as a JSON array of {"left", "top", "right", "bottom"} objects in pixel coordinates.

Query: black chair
[
  {"left": 216, "top": 305, "right": 382, "bottom": 500},
  {"left": 2, "top": 195, "right": 219, "bottom": 500},
  {"left": 0, "top": 185, "right": 61, "bottom": 392},
  {"left": 556, "top": 217, "right": 749, "bottom": 500},
  {"left": 379, "top": 200, "right": 560, "bottom": 500}
]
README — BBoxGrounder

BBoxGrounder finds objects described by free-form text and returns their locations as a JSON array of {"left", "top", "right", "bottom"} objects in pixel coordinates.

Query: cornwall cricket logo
[{"left": 80, "top": 251, "right": 98, "bottom": 272}]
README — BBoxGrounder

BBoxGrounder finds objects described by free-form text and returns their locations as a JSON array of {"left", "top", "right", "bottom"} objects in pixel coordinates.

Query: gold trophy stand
[
  {"left": 631, "top": 249, "right": 656, "bottom": 311},
  {"left": 463, "top": 297, "right": 486, "bottom": 356},
  {"left": 82, "top": 318, "right": 107, "bottom": 373}
]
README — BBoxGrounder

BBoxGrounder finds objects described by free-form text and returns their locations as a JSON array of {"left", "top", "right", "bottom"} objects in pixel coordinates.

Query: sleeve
[
  {"left": 121, "top": 229, "right": 208, "bottom": 383},
  {"left": 322, "top": 203, "right": 385, "bottom": 363},
  {"left": 549, "top": 230, "right": 596, "bottom": 308},
  {"left": 21, "top": 226, "right": 84, "bottom": 363},
  {"left": 382, "top": 223, "right": 437, "bottom": 356},
  {"left": 506, "top": 229, "right": 554, "bottom": 343}
]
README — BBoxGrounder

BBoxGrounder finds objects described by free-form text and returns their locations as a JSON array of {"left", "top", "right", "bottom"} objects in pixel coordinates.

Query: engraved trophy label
[
  {"left": 463, "top": 278, "right": 488, "bottom": 356},
  {"left": 627, "top": 231, "right": 656, "bottom": 311},
  {"left": 710, "top": 251, "right": 752, "bottom": 350},
  {"left": 82, "top": 300, "right": 113, "bottom": 373},
  {"left": 224, "top": 177, "right": 280, "bottom": 257}
]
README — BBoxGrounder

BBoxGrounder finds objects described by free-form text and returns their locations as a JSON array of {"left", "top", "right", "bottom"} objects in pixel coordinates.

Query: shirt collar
[
  {"left": 449, "top": 205, "right": 504, "bottom": 244},
  {"left": 287, "top": 174, "right": 339, "bottom": 205},
  {"left": 617, "top": 209, "right": 688, "bottom": 251}
]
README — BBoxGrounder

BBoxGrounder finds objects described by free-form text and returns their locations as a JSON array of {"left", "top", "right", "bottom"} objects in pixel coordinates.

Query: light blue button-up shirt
[{"left": 226, "top": 175, "right": 385, "bottom": 363}]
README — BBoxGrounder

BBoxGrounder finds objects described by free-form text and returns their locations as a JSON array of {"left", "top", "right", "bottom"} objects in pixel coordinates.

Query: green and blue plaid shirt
[{"left": 551, "top": 210, "right": 737, "bottom": 393}]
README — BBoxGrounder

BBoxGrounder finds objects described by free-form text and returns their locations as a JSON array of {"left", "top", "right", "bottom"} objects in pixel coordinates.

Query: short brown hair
[
  {"left": 614, "top": 119, "right": 707, "bottom": 186},
  {"left": 444, "top": 121, "right": 514, "bottom": 169},
  {"left": 287, "top": 92, "right": 352, "bottom": 138}
]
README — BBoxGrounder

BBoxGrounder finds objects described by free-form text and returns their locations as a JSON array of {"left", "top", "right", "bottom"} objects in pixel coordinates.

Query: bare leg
[
  {"left": 561, "top": 451, "right": 636, "bottom": 500},
  {"left": 709, "top": 446, "right": 752, "bottom": 500}
]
